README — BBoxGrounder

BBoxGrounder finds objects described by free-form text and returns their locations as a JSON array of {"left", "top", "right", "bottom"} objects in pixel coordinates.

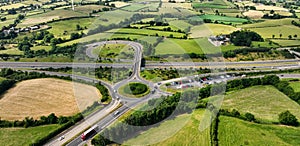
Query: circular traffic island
[{"left": 119, "top": 82, "right": 150, "bottom": 98}]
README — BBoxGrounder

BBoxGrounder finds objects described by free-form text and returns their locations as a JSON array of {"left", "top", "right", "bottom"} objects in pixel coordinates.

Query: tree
[
  {"left": 230, "top": 30, "right": 264, "bottom": 46},
  {"left": 294, "top": 34, "right": 297, "bottom": 38},
  {"left": 280, "top": 33, "right": 282, "bottom": 38},
  {"left": 288, "top": 35, "right": 292, "bottom": 39},
  {"left": 76, "top": 24, "right": 81, "bottom": 30},
  {"left": 270, "top": 9, "right": 275, "bottom": 14},
  {"left": 272, "top": 34, "right": 275, "bottom": 38},
  {"left": 278, "top": 111, "right": 299, "bottom": 126},
  {"left": 245, "top": 112, "right": 255, "bottom": 122}
]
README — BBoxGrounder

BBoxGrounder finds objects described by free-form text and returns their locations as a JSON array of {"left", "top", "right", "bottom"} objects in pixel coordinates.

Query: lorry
[{"left": 81, "top": 125, "right": 99, "bottom": 140}]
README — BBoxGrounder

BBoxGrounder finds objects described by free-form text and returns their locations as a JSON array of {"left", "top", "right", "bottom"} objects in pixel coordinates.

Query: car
[
  {"left": 58, "top": 136, "right": 65, "bottom": 141},
  {"left": 113, "top": 90, "right": 117, "bottom": 93},
  {"left": 157, "top": 82, "right": 161, "bottom": 85},
  {"left": 116, "top": 96, "right": 120, "bottom": 100},
  {"left": 114, "top": 111, "right": 120, "bottom": 116}
]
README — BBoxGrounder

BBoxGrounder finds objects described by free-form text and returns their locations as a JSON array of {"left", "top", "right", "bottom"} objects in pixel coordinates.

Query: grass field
[
  {"left": 0, "top": 78, "right": 101, "bottom": 120},
  {"left": 18, "top": 9, "right": 87, "bottom": 27},
  {"left": 168, "top": 20, "right": 192, "bottom": 32},
  {"left": 248, "top": 25, "right": 300, "bottom": 39},
  {"left": 30, "top": 45, "right": 52, "bottom": 51},
  {"left": 0, "top": 48, "right": 23, "bottom": 55},
  {"left": 271, "top": 39, "right": 300, "bottom": 47},
  {"left": 47, "top": 18, "right": 94, "bottom": 39},
  {"left": 0, "top": 125, "right": 60, "bottom": 146},
  {"left": 155, "top": 37, "right": 223, "bottom": 55},
  {"left": 92, "top": 43, "right": 134, "bottom": 59},
  {"left": 73, "top": 5, "right": 106, "bottom": 14},
  {"left": 108, "top": 28, "right": 186, "bottom": 38},
  {"left": 124, "top": 109, "right": 211, "bottom": 146},
  {"left": 0, "top": 3, "right": 27, "bottom": 10},
  {"left": 189, "top": 14, "right": 248, "bottom": 25},
  {"left": 58, "top": 32, "right": 157, "bottom": 46},
  {"left": 218, "top": 116, "right": 300, "bottom": 146},
  {"left": 121, "top": 3, "right": 148, "bottom": 11},
  {"left": 190, "top": 24, "right": 237, "bottom": 38},
  {"left": 91, "top": 9, "right": 135, "bottom": 27},
  {"left": 192, "top": 2, "right": 229, "bottom": 9},
  {"left": 241, "top": 18, "right": 296, "bottom": 28},
  {"left": 289, "top": 81, "right": 300, "bottom": 92},
  {"left": 218, "top": 85, "right": 300, "bottom": 122}
]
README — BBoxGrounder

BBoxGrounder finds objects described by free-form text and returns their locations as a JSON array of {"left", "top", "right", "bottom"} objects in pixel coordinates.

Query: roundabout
[{"left": 118, "top": 82, "right": 150, "bottom": 98}]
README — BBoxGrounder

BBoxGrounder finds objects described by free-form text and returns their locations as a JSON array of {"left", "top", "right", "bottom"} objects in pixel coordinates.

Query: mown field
[
  {"left": 248, "top": 25, "right": 300, "bottom": 39},
  {"left": 190, "top": 23, "right": 237, "bottom": 38},
  {"left": 218, "top": 85, "right": 300, "bottom": 122},
  {"left": 155, "top": 37, "right": 225, "bottom": 55},
  {"left": 192, "top": 14, "right": 249, "bottom": 24},
  {"left": 58, "top": 32, "right": 158, "bottom": 46},
  {"left": 107, "top": 28, "right": 186, "bottom": 38},
  {"left": 218, "top": 116, "right": 300, "bottom": 146},
  {"left": 0, "top": 125, "right": 60, "bottom": 146},
  {"left": 289, "top": 81, "right": 300, "bottom": 92},
  {"left": 271, "top": 39, "right": 300, "bottom": 47},
  {"left": 124, "top": 109, "right": 211, "bottom": 146},
  {"left": 121, "top": 3, "right": 148, "bottom": 11},
  {"left": 0, "top": 78, "right": 101, "bottom": 120}
]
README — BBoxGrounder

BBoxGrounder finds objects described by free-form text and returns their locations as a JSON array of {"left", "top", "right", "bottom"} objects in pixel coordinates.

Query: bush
[
  {"left": 244, "top": 112, "right": 256, "bottom": 122},
  {"left": 278, "top": 110, "right": 299, "bottom": 126},
  {"left": 123, "top": 82, "right": 148, "bottom": 95}
]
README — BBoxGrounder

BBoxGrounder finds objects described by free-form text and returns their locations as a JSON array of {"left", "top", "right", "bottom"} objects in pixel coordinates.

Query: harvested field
[{"left": 0, "top": 78, "right": 101, "bottom": 120}]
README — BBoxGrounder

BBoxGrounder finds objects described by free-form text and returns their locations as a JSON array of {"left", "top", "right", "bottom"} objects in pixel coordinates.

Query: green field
[
  {"left": 92, "top": 44, "right": 134, "bottom": 59},
  {"left": 73, "top": 5, "right": 106, "bottom": 14},
  {"left": 155, "top": 37, "right": 223, "bottom": 55},
  {"left": 271, "top": 39, "right": 300, "bottom": 47},
  {"left": 168, "top": 20, "right": 192, "bottom": 31},
  {"left": 218, "top": 85, "right": 300, "bottom": 122},
  {"left": 0, "top": 48, "right": 23, "bottom": 55},
  {"left": 252, "top": 41, "right": 279, "bottom": 48},
  {"left": 0, "top": 125, "right": 60, "bottom": 146},
  {"left": 248, "top": 25, "right": 300, "bottom": 39},
  {"left": 218, "top": 116, "right": 300, "bottom": 146},
  {"left": 241, "top": 18, "right": 296, "bottom": 28},
  {"left": 190, "top": 23, "right": 237, "bottom": 38},
  {"left": 0, "top": 3, "right": 27, "bottom": 10},
  {"left": 91, "top": 9, "right": 135, "bottom": 27},
  {"left": 47, "top": 18, "right": 94, "bottom": 39},
  {"left": 289, "top": 81, "right": 300, "bottom": 92},
  {"left": 121, "top": 3, "right": 148, "bottom": 11},
  {"left": 198, "top": 14, "right": 249, "bottom": 24},
  {"left": 18, "top": 9, "right": 87, "bottom": 27},
  {"left": 124, "top": 109, "right": 211, "bottom": 146},
  {"left": 30, "top": 46, "right": 52, "bottom": 51},
  {"left": 108, "top": 28, "right": 186, "bottom": 38},
  {"left": 58, "top": 32, "right": 158, "bottom": 46}
]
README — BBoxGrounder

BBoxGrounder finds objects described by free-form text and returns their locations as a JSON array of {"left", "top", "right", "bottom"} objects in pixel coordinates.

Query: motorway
[
  {"left": 1, "top": 41, "right": 300, "bottom": 146},
  {"left": 0, "top": 59, "right": 299, "bottom": 69}
]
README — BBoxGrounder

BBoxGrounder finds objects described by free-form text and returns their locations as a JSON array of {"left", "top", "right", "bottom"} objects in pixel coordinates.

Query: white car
[
  {"left": 58, "top": 136, "right": 65, "bottom": 141},
  {"left": 114, "top": 111, "right": 120, "bottom": 116}
]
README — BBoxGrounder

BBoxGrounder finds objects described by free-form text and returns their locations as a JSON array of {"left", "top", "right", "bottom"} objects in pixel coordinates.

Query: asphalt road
[{"left": 0, "top": 59, "right": 299, "bottom": 69}]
